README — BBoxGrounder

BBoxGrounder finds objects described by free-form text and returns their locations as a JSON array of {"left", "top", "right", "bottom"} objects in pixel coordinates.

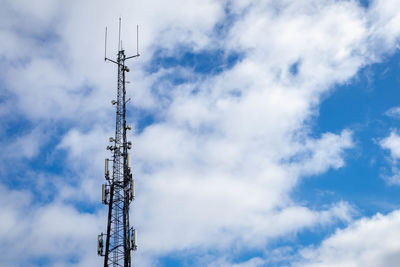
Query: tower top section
[{"left": 104, "top": 17, "right": 140, "bottom": 64}]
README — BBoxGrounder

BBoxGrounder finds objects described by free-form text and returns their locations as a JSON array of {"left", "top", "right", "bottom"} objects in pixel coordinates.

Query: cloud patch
[{"left": 296, "top": 210, "right": 400, "bottom": 267}]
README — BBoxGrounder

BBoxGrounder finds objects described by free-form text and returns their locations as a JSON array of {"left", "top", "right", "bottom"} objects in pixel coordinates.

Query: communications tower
[{"left": 98, "top": 19, "right": 139, "bottom": 267}]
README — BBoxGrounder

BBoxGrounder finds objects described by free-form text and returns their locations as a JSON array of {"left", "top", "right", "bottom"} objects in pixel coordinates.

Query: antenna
[
  {"left": 104, "top": 27, "right": 108, "bottom": 61},
  {"left": 137, "top": 25, "right": 139, "bottom": 56},
  {"left": 118, "top": 17, "right": 121, "bottom": 51},
  {"left": 99, "top": 18, "right": 140, "bottom": 267}
]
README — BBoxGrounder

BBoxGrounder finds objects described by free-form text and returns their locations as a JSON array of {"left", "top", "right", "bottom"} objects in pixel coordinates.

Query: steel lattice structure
[{"left": 98, "top": 19, "right": 139, "bottom": 267}]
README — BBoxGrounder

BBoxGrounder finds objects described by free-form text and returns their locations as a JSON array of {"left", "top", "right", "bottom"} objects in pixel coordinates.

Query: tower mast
[{"left": 98, "top": 18, "right": 140, "bottom": 267}]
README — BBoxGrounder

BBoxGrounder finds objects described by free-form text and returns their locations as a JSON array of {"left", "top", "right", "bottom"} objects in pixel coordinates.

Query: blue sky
[
  {"left": 296, "top": 51, "right": 400, "bottom": 211},
  {"left": 2, "top": 0, "right": 400, "bottom": 266}
]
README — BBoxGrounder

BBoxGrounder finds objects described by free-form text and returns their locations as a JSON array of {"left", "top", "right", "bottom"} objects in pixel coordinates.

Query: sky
[{"left": 2, "top": 0, "right": 400, "bottom": 266}]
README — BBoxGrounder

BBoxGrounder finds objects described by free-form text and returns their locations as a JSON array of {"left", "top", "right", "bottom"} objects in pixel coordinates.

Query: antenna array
[{"left": 98, "top": 18, "right": 140, "bottom": 267}]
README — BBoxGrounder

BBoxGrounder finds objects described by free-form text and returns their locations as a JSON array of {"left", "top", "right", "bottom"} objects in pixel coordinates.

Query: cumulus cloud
[
  {"left": 379, "top": 131, "right": 400, "bottom": 185},
  {"left": 380, "top": 131, "right": 400, "bottom": 159},
  {"left": 295, "top": 210, "right": 400, "bottom": 267},
  {"left": 0, "top": 184, "right": 104, "bottom": 267}
]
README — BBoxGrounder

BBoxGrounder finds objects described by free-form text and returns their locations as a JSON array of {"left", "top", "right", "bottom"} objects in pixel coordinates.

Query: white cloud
[
  {"left": 380, "top": 131, "right": 400, "bottom": 159},
  {"left": 2, "top": 127, "right": 44, "bottom": 159},
  {"left": 384, "top": 106, "right": 400, "bottom": 118},
  {"left": 287, "top": 130, "right": 354, "bottom": 177},
  {"left": 367, "top": 0, "right": 400, "bottom": 55},
  {"left": 379, "top": 131, "right": 400, "bottom": 185},
  {"left": 0, "top": 184, "right": 105, "bottom": 267},
  {"left": 296, "top": 210, "right": 400, "bottom": 267},
  {"left": 56, "top": 125, "right": 113, "bottom": 203},
  {"left": 208, "top": 257, "right": 266, "bottom": 267}
]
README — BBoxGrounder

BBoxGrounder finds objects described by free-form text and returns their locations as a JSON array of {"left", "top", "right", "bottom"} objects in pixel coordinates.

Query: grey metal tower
[{"left": 98, "top": 18, "right": 140, "bottom": 267}]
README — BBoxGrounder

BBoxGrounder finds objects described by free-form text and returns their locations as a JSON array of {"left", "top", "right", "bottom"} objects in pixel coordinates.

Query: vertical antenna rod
[
  {"left": 98, "top": 18, "right": 140, "bottom": 267},
  {"left": 118, "top": 17, "right": 122, "bottom": 52},
  {"left": 104, "top": 27, "right": 108, "bottom": 61}
]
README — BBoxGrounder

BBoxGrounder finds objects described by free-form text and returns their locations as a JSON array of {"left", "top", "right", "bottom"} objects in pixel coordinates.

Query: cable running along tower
[{"left": 98, "top": 18, "right": 139, "bottom": 267}]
